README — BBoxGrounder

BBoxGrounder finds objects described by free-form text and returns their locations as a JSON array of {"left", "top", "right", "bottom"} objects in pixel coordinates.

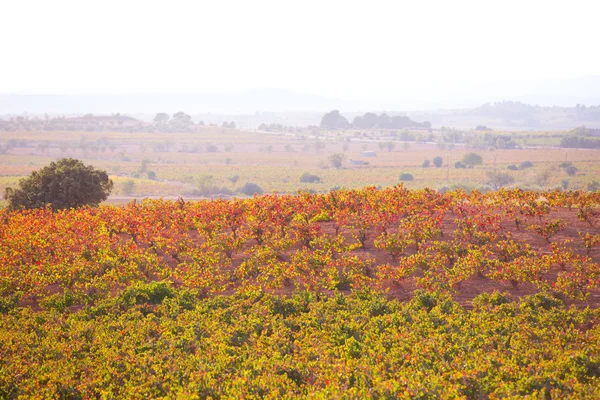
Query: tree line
[{"left": 320, "top": 110, "right": 431, "bottom": 130}]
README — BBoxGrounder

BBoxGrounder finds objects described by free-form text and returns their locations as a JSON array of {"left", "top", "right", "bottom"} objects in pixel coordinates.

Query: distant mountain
[
  {"left": 374, "top": 75, "right": 600, "bottom": 110},
  {"left": 2, "top": 75, "right": 600, "bottom": 117},
  {"left": 0, "top": 88, "right": 358, "bottom": 115}
]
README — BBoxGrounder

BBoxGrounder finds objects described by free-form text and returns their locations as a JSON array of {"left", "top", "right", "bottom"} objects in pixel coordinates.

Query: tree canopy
[
  {"left": 4, "top": 158, "right": 113, "bottom": 210},
  {"left": 322, "top": 110, "right": 431, "bottom": 130},
  {"left": 461, "top": 153, "right": 483, "bottom": 168},
  {"left": 320, "top": 110, "right": 350, "bottom": 130}
]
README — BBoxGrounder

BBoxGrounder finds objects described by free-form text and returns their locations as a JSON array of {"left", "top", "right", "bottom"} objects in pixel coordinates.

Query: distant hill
[
  {"left": 408, "top": 101, "right": 600, "bottom": 130},
  {"left": 2, "top": 75, "right": 600, "bottom": 130}
]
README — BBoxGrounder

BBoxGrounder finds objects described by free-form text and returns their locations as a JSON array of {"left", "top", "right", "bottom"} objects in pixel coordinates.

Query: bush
[
  {"left": 587, "top": 181, "right": 600, "bottom": 192},
  {"left": 329, "top": 153, "right": 346, "bottom": 169},
  {"left": 399, "top": 173, "right": 414, "bottom": 181},
  {"left": 559, "top": 161, "right": 572, "bottom": 168},
  {"left": 206, "top": 144, "right": 219, "bottom": 152},
  {"left": 564, "top": 165, "right": 578, "bottom": 176},
  {"left": 4, "top": 158, "right": 113, "bottom": 210},
  {"left": 193, "top": 185, "right": 233, "bottom": 197},
  {"left": 432, "top": 156, "right": 443, "bottom": 168},
  {"left": 239, "top": 182, "right": 264, "bottom": 196},
  {"left": 122, "top": 180, "right": 135, "bottom": 195},
  {"left": 422, "top": 160, "right": 431, "bottom": 168},
  {"left": 0, "top": 292, "right": 20, "bottom": 313},
  {"left": 476, "top": 185, "right": 493, "bottom": 194},
  {"left": 120, "top": 281, "right": 176, "bottom": 307},
  {"left": 455, "top": 161, "right": 467, "bottom": 169},
  {"left": 487, "top": 171, "right": 515, "bottom": 190},
  {"left": 520, "top": 293, "right": 563, "bottom": 311},
  {"left": 300, "top": 172, "right": 321, "bottom": 183},
  {"left": 507, "top": 165, "right": 519, "bottom": 171},
  {"left": 146, "top": 170, "right": 157, "bottom": 180},
  {"left": 461, "top": 152, "right": 483, "bottom": 168},
  {"left": 437, "top": 183, "right": 476, "bottom": 194},
  {"left": 472, "top": 291, "right": 512, "bottom": 308},
  {"left": 519, "top": 161, "right": 534, "bottom": 169}
]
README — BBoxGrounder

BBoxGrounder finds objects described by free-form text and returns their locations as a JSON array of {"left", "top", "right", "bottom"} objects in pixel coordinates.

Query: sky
[{"left": 1, "top": 0, "right": 599, "bottom": 101}]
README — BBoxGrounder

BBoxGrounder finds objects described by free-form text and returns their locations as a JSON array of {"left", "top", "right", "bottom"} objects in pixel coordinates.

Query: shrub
[
  {"left": 432, "top": 156, "right": 443, "bottom": 168},
  {"left": 422, "top": 159, "right": 431, "bottom": 168},
  {"left": 519, "top": 161, "right": 534, "bottom": 169},
  {"left": 487, "top": 171, "right": 515, "bottom": 190},
  {"left": 239, "top": 182, "right": 264, "bottom": 196},
  {"left": 146, "top": 170, "right": 157, "bottom": 180},
  {"left": 520, "top": 293, "right": 563, "bottom": 311},
  {"left": 0, "top": 292, "right": 20, "bottom": 313},
  {"left": 437, "top": 183, "right": 476, "bottom": 194},
  {"left": 587, "top": 181, "right": 600, "bottom": 192},
  {"left": 564, "top": 165, "right": 578, "bottom": 176},
  {"left": 476, "top": 185, "right": 493, "bottom": 194},
  {"left": 461, "top": 152, "right": 483, "bottom": 168},
  {"left": 194, "top": 185, "right": 233, "bottom": 197},
  {"left": 472, "top": 291, "right": 512, "bottom": 308},
  {"left": 122, "top": 180, "right": 135, "bottom": 195},
  {"left": 455, "top": 161, "right": 467, "bottom": 169},
  {"left": 120, "top": 281, "right": 176, "bottom": 307},
  {"left": 39, "top": 291, "right": 75, "bottom": 312},
  {"left": 329, "top": 153, "right": 346, "bottom": 169},
  {"left": 559, "top": 161, "right": 572, "bottom": 169},
  {"left": 300, "top": 172, "right": 321, "bottom": 183},
  {"left": 507, "top": 165, "right": 519, "bottom": 171},
  {"left": 399, "top": 173, "right": 414, "bottom": 181}
]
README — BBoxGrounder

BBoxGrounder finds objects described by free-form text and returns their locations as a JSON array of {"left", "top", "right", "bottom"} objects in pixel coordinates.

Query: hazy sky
[{"left": 1, "top": 0, "right": 599, "bottom": 99}]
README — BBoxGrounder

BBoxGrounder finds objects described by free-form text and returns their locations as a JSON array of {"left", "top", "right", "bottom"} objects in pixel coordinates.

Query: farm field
[
  {"left": 1, "top": 127, "right": 600, "bottom": 200},
  {"left": 1, "top": 188, "right": 600, "bottom": 397}
]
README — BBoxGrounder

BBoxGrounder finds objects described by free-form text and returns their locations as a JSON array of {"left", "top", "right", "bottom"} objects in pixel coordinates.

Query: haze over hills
[
  {"left": 0, "top": 88, "right": 356, "bottom": 115},
  {"left": 2, "top": 75, "right": 600, "bottom": 116}
]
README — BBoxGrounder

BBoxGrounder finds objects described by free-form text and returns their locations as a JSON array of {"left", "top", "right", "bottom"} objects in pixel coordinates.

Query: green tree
[
  {"left": 153, "top": 113, "right": 170, "bottom": 124},
  {"left": 4, "top": 158, "right": 113, "bottom": 210},
  {"left": 320, "top": 110, "right": 350, "bottom": 130},
  {"left": 172, "top": 112, "right": 192, "bottom": 124},
  {"left": 461, "top": 152, "right": 483, "bottom": 168},
  {"left": 432, "top": 156, "right": 443, "bottom": 168}
]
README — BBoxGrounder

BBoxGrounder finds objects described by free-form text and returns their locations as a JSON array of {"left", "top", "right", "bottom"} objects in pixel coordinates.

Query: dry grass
[{"left": 1, "top": 128, "right": 599, "bottom": 198}]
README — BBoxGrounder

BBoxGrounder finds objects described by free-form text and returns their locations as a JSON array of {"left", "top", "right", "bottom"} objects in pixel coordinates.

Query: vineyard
[{"left": 1, "top": 187, "right": 600, "bottom": 398}]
